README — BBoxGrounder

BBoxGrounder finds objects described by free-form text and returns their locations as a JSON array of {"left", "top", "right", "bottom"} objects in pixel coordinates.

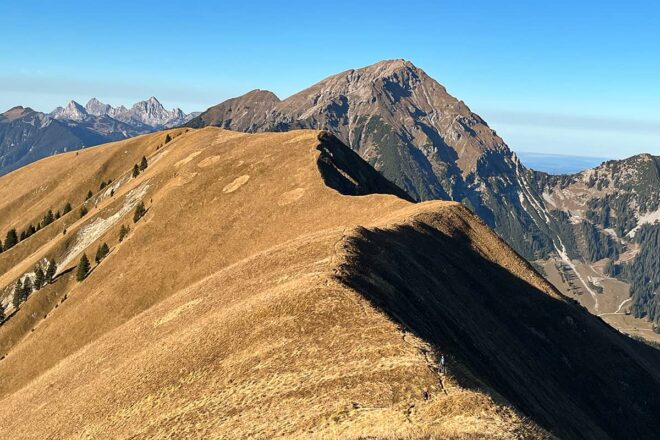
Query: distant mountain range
[
  {"left": 186, "top": 59, "right": 660, "bottom": 333},
  {"left": 0, "top": 97, "right": 198, "bottom": 176}
]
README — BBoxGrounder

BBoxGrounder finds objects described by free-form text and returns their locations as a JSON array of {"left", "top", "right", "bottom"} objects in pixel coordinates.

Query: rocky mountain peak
[
  {"left": 51, "top": 100, "right": 88, "bottom": 121},
  {"left": 1, "top": 106, "right": 35, "bottom": 122},
  {"left": 85, "top": 98, "right": 112, "bottom": 116}
]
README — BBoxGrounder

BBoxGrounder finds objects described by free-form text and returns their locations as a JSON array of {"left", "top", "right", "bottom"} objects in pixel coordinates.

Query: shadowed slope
[{"left": 337, "top": 207, "right": 660, "bottom": 439}]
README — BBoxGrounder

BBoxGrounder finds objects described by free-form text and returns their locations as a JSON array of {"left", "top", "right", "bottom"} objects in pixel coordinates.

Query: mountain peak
[
  {"left": 1, "top": 106, "right": 35, "bottom": 122},
  {"left": 85, "top": 98, "right": 113, "bottom": 116},
  {"left": 51, "top": 100, "right": 88, "bottom": 121}
]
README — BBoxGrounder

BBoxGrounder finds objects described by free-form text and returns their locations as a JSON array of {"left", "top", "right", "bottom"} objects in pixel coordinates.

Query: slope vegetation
[{"left": 0, "top": 128, "right": 658, "bottom": 439}]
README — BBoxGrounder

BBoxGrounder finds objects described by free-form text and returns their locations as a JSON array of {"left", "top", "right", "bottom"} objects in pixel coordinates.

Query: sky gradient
[{"left": 2, "top": 0, "right": 659, "bottom": 158}]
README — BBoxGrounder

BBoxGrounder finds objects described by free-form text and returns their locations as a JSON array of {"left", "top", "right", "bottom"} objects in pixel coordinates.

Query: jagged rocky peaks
[
  {"left": 51, "top": 100, "right": 88, "bottom": 122},
  {"left": 52, "top": 96, "right": 194, "bottom": 129},
  {"left": 0, "top": 97, "right": 199, "bottom": 176}
]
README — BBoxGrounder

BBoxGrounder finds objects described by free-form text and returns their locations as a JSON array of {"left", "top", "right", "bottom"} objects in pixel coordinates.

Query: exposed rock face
[
  {"left": 107, "top": 96, "right": 193, "bottom": 129},
  {"left": 534, "top": 154, "right": 660, "bottom": 325},
  {"left": 185, "top": 89, "right": 280, "bottom": 131},
  {"left": 0, "top": 98, "right": 198, "bottom": 176},
  {"left": 186, "top": 60, "right": 559, "bottom": 261}
]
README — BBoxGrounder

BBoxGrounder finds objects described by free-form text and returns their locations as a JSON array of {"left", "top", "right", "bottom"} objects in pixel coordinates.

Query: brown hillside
[{"left": 0, "top": 128, "right": 657, "bottom": 439}]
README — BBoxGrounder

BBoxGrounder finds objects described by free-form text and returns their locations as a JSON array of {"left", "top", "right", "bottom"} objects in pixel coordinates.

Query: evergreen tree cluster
[
  {"left": 580, "top": 221, "right": 620, "bottom": 262},
  {"left": 621, "top": 224, "right": 660, "bottom": 327},
  {"left": 132, "top": 156, "right": 148, "bottom": 178},
  {"left": 0, "top": 201, "right": 74, "bottom": 251},
  {"left": 9, "top": 259, "right": 58, "bottom": 312}
]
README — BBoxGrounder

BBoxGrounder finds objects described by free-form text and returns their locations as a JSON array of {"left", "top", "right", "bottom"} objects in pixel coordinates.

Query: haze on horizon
[{"left": 3, "top": 0, "right": 659, "bottom": 159}]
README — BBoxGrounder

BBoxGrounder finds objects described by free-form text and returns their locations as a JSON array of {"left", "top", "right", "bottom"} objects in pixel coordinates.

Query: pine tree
[
  {"left": 86, "top": 190, "right": 93, "bottom": 200},
  {"left": 21, "top": 277, "right": 33, "bottom": 303},
  {"left": 76, "top": 254, "right": 91, "bottom": 281},
  {"left": 63, "top": 202, "right": 72, "bottom": 214},
  {"left": 133, "top": 202, "right": 146, "bottom": 223},
  {"left": 99, "top": 181, "right": 107, "bottom": 190},
  {"left": 0, "top": 239, "right": 3, "bottom": 254},
  {"left": 164, "top": 133, "right": 172, "bottom": 144},
  {"left": 34, "top": 264, "right": 45, "bottom": 290},
  {"left": 132, "top": 164, "right": 140, "bottom": 178},
  {"left": 13, "top": 279, "right": 23, "bottom": 309},
  {"left": 45, "top": 259, "right": 57, "bottom": 284},
  {"left": 119, "top": 225, "right": 130, "bottom": 242},
  {"left": 80, "top": 206, "right": 88, "bottom": 218},
  {"left": 5, "top": 229, "right": 18, "bottom": 249},
  {"left": 55, "top": 210, "right": 61, "bottom": 219},
  {"left": 42, "top": 209, "right": 55, "bottom": 227},
  {"left": 139, "top": 156, "right": 148, "bottom": 171},
  {"left": 95, "top": 242, "right": 110, "bottom": 263}
]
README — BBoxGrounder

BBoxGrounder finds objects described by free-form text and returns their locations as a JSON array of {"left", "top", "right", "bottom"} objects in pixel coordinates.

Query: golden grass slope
[{"left": 0, "top": 128, "right": 657, "bottom": 438}]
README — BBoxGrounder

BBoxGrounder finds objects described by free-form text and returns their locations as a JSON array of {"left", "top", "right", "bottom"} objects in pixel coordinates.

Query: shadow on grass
[{"left": 336, "top": 219, "right": 660, "bottom": 439}]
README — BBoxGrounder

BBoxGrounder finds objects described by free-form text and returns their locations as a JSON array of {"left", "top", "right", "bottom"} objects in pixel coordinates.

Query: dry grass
[{"left": 0, "top": 128, "right": 652, "bottom": 438}]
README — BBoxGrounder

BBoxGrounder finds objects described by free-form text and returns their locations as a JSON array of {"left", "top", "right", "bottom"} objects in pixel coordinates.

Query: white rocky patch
[
  {"left": 627, "top": 207, "right": 660, "bottom": 238},
  {"left": 56, "top": 183, "right": 149, "bottom": 275}
]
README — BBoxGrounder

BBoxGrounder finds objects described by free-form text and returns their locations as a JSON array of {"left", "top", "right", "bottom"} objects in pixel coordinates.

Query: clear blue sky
[{"left": 2, "top": 0, "right": 659, "bottom": 158}]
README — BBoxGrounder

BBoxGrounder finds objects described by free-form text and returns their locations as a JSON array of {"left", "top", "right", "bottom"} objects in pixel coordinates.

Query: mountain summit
[{"left": 186, "top": 59, "right": 549, "bottom": 258}]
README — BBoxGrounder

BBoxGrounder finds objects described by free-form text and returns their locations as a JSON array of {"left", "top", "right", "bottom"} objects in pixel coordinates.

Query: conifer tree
[
  {"left": 0, "top": 239, "right": 3, "bottom": 253},
  {"left": 45, "top": 259, "right": 57, "bottom": 284},
  {"left": 34, "top": 265, "right": 45, "bottom": 290},
  {"left": 80, "top": 206, "right": 88, "bottom": 218},
  {"left": 86, "top": 190, "right": 93, "bottom": 200},
  {"left": 5, "top": 228, "right": 18, "bottom": 249},
  {"left": 164, "top": 133, "right": 172, "bottom": 144},
  {"left": 132, "top": 164, "right": 140, "bottom": 178},
  {"left": 95, "top": 243, "right": 110, "bottom": 263},
  {"left": 139, "top": 156, "right": 148, "bottom": 171},
  {"left": 119, "top": 225, "right": 130, "bottom": 242},
  {"left": 76, "top": 254, "right": 91, "bottom": 281},
  {"left": 99, "top": 181, "right": 107, "bottom": 190},
  {"left": 21, "top": 277, "right": 33, "bottom": 303},
  {"left": 63, "top": 202, "right": 72, "bottom": 214},
  {"left": 13, "top": 279, "right": 23, "bottom": 309},
  {"left": 133, "top": 202, "right": 146, "bottom": 223},
  {"left": 43, "top": 209, "right": 55, "bottom": 227}
]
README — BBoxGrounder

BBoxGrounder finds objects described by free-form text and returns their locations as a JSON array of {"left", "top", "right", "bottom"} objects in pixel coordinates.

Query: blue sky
[{"left": 2, "top": 0, "right": 659, "bottom": 158}]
